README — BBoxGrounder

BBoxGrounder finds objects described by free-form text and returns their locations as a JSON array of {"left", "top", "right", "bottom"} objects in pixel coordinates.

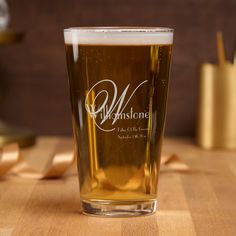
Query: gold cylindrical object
[{"left": 197, "top": 63, "right": 236, "bottom": 149}]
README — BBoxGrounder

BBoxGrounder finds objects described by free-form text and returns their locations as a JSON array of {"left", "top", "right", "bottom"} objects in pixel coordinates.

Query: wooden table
[{"left": 0, "top": 137, "right": 236, "bottom": 236}]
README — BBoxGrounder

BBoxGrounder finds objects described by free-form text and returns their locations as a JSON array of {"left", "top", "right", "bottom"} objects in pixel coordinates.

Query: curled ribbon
[
  {"left": 0, "top": 143, "right": 189, "bottom": 180},
  {"left": 161, "top": 154, "right": 189, "bottom": 172},
  {"left": 0, "top": 144, "right": 20, "bottom": 177},
  {"left": 0, "top": 143, "right": 75, "bottom": 179}
]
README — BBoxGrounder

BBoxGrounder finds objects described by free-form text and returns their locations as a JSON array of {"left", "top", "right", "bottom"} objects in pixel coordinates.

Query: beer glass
[{"left": 64, "top": 27, "right": 173, "bottom": 217}]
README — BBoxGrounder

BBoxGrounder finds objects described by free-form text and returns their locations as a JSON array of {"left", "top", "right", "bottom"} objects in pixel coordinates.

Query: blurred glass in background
[{"left": 0, "top": 0, "right": 9, "bottom": 30}]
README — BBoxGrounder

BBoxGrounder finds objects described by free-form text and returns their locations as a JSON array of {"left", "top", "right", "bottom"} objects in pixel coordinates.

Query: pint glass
[{"left": 64, "top": 27, "right": 173, "bottom": 216}]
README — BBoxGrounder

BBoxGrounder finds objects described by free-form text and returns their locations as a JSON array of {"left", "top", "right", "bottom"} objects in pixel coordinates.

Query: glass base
[{"left": 82, "top": 199, "right": 157, "bottom": 217}]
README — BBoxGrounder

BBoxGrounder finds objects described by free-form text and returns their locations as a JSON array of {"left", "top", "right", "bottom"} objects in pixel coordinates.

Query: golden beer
[{"left": 64, "top": 27, "right": 173, "bottom": 216}]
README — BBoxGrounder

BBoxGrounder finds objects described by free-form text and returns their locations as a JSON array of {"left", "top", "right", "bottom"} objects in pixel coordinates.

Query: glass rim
[
  {"left": 64, "top": 27, "right": 174, "bottom": 33},
  {"left": 64, "top": 27, "right": 174, "bottom": 45}
]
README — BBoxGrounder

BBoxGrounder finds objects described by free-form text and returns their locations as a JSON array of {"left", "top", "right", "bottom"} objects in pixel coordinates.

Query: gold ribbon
[
  {"left": 161, "top": 154, "right": 189, "bottom": 172},
  {"left": 0, "top": 143, "right": 74, "bottom": 179},
  {"left": 0, "top": 144, "right": 20, "bottom": 177},
  {"left": 0, "top": 143, "right": 189, "bottom": 180}
]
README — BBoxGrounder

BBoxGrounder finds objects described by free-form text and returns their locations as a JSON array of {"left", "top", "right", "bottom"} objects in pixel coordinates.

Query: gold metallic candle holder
[{"left": 197, "top": 32, "right": 236, "bottom": 150}]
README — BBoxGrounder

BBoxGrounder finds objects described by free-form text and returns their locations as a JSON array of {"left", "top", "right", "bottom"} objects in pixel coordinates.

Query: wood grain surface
[
  {"left": 0, "top": 137, "right": 236, "bottom": 236},
  {"left": 0, "top": 0, "right": 235, "bottom": 136}
]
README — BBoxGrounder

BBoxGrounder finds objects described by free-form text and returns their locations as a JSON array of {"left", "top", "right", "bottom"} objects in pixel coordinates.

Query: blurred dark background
[{"left": 0, "top": 0, "right": 235, "bottom": 136}]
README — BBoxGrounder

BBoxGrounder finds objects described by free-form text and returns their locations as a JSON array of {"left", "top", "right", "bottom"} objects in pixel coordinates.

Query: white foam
[{"left": 64, "top": 27, "right": 173, "bottom": 45}]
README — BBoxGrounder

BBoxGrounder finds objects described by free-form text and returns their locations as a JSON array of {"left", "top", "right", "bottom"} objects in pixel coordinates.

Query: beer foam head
[{"left": 64, "top": 27, "right": 174, "bottom": 45}]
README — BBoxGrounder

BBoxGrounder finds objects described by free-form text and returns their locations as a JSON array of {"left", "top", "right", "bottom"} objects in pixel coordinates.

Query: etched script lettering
[{"left": 85, "top": 79, "right": 148, "bottom": 132}]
